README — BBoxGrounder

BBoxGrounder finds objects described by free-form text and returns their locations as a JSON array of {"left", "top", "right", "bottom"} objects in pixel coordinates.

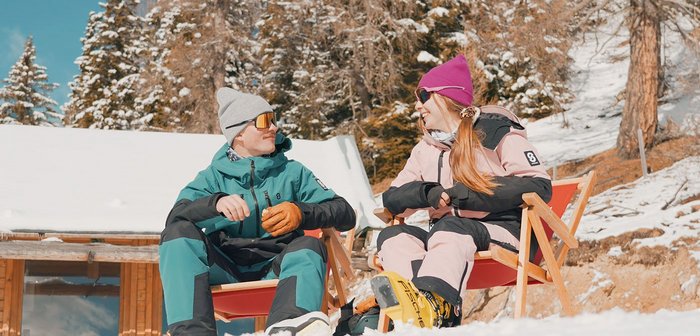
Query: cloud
[{"left": 1, "top": 28, "right": 27, "bottom": 64}]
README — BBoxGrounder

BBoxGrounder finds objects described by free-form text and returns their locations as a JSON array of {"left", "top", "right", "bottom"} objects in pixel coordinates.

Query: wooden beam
[
  {"left": 322, "top": 228, "right": 355, "bottom": 281},
  {"left": 529, "top": 211, "right": 574, "bottom": 316},
  {"left": 0, "top": 232, "right": 160, "bottom": 245},
  {"left": 514, "top": 208, "right": 533, "bottom": 318},
  {"left": 1, "top": 260, "right": 12, "bottom": 335},
  {"left": 25, "top": 283, "right": 120, "bottom": 296},
  {"left": 522, "top": 193, "right": 579, "bottom": 248},
  {"left": 488, "top": 246, "right": 548, "bottom": 284},
  {"left": 24, "top": 259, "right": 120, "bottom": 277},
  {"left": 0, "top": 241, "right": 158, "bottom": 263},
  {"left": 210, "top": 279, "right": 279, "bottom": 293}
]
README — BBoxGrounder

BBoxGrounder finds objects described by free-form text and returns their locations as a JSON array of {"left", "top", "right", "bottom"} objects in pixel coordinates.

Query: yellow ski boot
[{"left": 370, "top": 271, "right": 435, "bottom": 328}]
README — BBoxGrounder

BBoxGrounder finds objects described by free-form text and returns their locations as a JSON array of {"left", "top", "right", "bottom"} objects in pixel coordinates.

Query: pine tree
[
  {"left": 571, "top": 0, "right": 700, "bottom": 158},
  {"left": 64, "top": 0, "right": 148, "bottom": 130},
  {"left": 0, "top": 37, "right": 61, "bottom": 126},
  {"left": 462, "top": 0, "right": 573, "bottom": 118},
  {"left": 137, "top": 0, "right": 250, "bottom": 134}
]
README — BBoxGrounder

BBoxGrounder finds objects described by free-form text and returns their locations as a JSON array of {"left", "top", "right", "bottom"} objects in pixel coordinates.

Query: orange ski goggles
[{"left": 226, "top": 112, "right": 277, "bottom": 130}]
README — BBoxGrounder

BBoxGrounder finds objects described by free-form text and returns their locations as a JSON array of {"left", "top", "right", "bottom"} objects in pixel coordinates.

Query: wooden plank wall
[
  {"left": 0, "top": 259, "right": 25, "bottom": 336},
  {"left": 119, "top": 239, "right": 162, "bottom": 336}
]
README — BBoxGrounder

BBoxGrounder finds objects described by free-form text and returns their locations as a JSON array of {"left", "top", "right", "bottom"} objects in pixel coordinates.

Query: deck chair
[
  {"left": 210, "top": 227, "right": 355, "bottom": 331},
  {"left": 371, "top": 171, "right": 596, "bottom": 331}
]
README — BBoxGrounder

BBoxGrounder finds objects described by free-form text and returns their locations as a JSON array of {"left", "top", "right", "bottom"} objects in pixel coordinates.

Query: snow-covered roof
[{"left": 0, "top": 124, "right": 383, "bottom": 234}]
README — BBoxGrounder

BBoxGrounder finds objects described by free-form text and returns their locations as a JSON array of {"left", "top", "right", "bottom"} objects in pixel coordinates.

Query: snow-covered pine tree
[
  {"left": 0, "top": 37, "right": 61, "bottom": 126},
  {"left": 223, "top": 1, "right": 264, "bottom": 94},
  {"left": 64, "top": 0, "right": 148, "bottom": 130},
  {"left": 256, "top": 0, "right": 341, "bottom": 139},
  {"left": 137, "top": 0, "right": 250, "bottom": 134},
  {"left": 136, "top": 3, "right": 187, "bottom": 131},
  {"left": 462, "top": 0, "right": 573, "bottom": 118}
]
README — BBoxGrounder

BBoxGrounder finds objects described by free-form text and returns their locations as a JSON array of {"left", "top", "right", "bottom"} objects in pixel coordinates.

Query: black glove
[
  {"left": 383, "top": 181, "right": 441, "bottom": 215},
  {"left": 426, "top": 184, "right": 447, "bottom": 209}
]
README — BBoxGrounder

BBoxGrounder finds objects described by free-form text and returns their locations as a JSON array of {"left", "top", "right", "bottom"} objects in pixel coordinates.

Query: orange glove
[{"left": 261, "top": 202, "right": 302, "bottom": 237}]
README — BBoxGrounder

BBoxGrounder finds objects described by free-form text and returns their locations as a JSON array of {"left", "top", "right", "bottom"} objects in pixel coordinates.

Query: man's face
[{"left": 233, "top": 120, "right": 278, "bottom": 157}]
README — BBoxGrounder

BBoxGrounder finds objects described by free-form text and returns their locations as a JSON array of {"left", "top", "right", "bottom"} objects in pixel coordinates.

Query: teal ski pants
[{"left": 159, "top": 221, "right": 328, "bottom": 336}]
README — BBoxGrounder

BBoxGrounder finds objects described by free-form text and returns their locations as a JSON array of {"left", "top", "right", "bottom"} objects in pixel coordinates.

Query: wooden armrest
[
  {"left": 367, "top": 250, "right": 382, "bottom": 271},
  {"left": 210, "top": 279, "right": 279, "bottom": 294},
  {"left": 373, "top": 208, "right": 393, "bottom": 224},
  {"left": 374, "top": 208, "right": 405, "bottom": 226},
  {"left": 522, "top": 193, "right": 578, "bottom": 248}
]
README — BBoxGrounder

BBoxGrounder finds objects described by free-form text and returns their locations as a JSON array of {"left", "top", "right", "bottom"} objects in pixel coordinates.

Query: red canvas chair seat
[
  {"left": 210, "top": 228, "right": 355, "bottom": 331},
  {"left": 466, "top": 181, "right": 579, "bottom": 289},
  {"left": 371, "top": 172, "right": 596, "bottom": 331}
]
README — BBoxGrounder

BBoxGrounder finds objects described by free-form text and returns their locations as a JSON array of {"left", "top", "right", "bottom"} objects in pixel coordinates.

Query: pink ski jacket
[{"left": 382, "top": 105, "right": 551, "bottom": 223}]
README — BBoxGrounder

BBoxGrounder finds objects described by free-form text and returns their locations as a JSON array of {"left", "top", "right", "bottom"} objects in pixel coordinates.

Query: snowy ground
[
  {"left": 577, "top": 156, "right": 700, "bottom": 247},
  {"left": 363, "top": 308, "right": 700, "bottom": 336},
  {"left": 526, "top": 15, "right": 698, "bottom": 167}
]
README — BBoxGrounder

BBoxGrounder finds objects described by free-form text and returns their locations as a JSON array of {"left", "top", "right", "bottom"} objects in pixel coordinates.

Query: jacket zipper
[
  {"left": 437, "top": 150, "right": 445, "bottom": 184},
  {"left": 250, "top": 160, "right": 261, "bottom": 236},
  {"left": 264, "top": 191, "right": 273, "bottom": 208}
]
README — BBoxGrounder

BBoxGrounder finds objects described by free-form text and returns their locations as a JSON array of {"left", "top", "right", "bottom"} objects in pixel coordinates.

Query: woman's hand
[
  {"left": 427, "top": 185, "right": 451, "bottom": 208},
  {"left": 437, "top": 192, "right": 451, "bottom": 208},
  {"left": 216, "top": 194, "right": 250, "bottom": 221}
]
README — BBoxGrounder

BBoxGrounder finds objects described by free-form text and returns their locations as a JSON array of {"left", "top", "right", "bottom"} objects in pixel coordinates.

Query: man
[{"left": 159, "top": 88, "right": 356, "bottom": 335}]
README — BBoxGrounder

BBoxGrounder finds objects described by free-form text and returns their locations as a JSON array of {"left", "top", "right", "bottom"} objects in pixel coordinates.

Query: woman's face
[{"left": 416, "top": 94, "right": 460, "bottom": 133}]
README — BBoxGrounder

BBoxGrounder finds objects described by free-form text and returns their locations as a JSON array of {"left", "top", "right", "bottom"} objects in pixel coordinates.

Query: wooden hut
[{"left": 0, "top": 125, "right": 381, "bottom": 335}]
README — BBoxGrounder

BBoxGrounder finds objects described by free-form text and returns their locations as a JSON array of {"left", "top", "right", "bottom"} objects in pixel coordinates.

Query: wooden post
[
  {"left": 637, "top": 128, "right": 649, "bottom": 177},
  {"left": 0, "top": 259, "right": 25, "bottom": 336},
  {"left": 514, "top": 208, "right": 532, "bottom": 318}
]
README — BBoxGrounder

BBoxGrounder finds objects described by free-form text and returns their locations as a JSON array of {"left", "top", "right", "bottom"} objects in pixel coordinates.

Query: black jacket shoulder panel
[{"left": 474, "top": 113, "right": 525, "bottom": 150}]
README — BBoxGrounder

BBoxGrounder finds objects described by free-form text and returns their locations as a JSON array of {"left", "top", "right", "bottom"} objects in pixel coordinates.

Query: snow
[
  {"left": 577, "top": 157, "right": 700, "bottom": 247},
  {"left": 427, "top": 7, "right": 449, "bottom": 18},
  {"left": 576, "top": 270, "right": 612, "bottom": 303},
  {"left": 0, "top": 125, "right": 383, "bottom": 233},
  {"left": 526, "top": 15, "right": 699, "bottom": 167},
  {"left": 607, "top": 246, "right": 623, "bottom": 257},
  {"left": 396, "top": 19, "right": 429, "bottom": 34},
  {"left": 417, "top": 51, "right": 440, "bottom": 64},
  {"left": 354, "top": 309, "right": 700, "bottom": 336}
]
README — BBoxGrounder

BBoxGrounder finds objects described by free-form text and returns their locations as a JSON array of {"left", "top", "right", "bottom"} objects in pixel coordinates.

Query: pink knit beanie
[{"left": 417, "top": 54, "right": 474, "bottom": 106}]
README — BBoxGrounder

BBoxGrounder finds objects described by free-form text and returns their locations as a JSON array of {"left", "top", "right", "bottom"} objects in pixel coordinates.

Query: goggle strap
[{"left": 225, "top": 120, "right": 250, "bottom": 129}]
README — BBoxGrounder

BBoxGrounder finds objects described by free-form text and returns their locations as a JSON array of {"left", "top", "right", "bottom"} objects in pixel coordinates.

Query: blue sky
[{"left": 0, "top": 1, "right": 102, "bottom": 109}]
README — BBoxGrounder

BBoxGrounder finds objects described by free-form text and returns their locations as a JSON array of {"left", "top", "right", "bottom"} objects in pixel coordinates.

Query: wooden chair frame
[
  {"left": 371, "top": 171, "right": 596, "bottom": 330},
  {"left": 209, "top": 228, "right": 355, "bottom": 331}
]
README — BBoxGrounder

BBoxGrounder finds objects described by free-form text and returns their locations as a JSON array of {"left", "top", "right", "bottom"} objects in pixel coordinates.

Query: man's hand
[
  {"left": 216, "top": 194, "right": 250, "bottom": 221},
  {"left": 261, "top": 202, "right": 302, "bottom": 237}
]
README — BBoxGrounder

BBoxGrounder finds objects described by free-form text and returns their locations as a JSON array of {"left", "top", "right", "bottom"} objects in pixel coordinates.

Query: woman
[{"left": 371, "top": 55, "right": 552, "bottom": 328}]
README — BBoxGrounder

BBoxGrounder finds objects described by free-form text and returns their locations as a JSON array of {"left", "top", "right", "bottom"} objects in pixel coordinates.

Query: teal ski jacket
[{"left": 167, "top": 132, "right": 355, "bottom": 240}]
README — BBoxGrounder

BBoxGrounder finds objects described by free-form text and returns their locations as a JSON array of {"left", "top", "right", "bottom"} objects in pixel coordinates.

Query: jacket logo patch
[
  {"left": 524, "top": 151, "right": 541, "bottom": 166},
  {"left": 315, "top": 178, "right": 329, "bottom": 190},
  {"left": 276, "top": 193, "right": 281, "bottom": 200}
]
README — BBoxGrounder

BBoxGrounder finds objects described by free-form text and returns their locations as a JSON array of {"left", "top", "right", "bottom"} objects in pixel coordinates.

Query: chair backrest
[
  {"left": 466, "top": 172, "right": 595, "bottom": 289},
  {"left": 531, "top": 179, "right": 580, "bottom": 265}
]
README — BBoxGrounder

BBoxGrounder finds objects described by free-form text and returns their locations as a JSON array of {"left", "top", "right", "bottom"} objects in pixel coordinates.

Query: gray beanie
[{"left": 216, "top": 87, "right": 273, "bottom": 145}]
